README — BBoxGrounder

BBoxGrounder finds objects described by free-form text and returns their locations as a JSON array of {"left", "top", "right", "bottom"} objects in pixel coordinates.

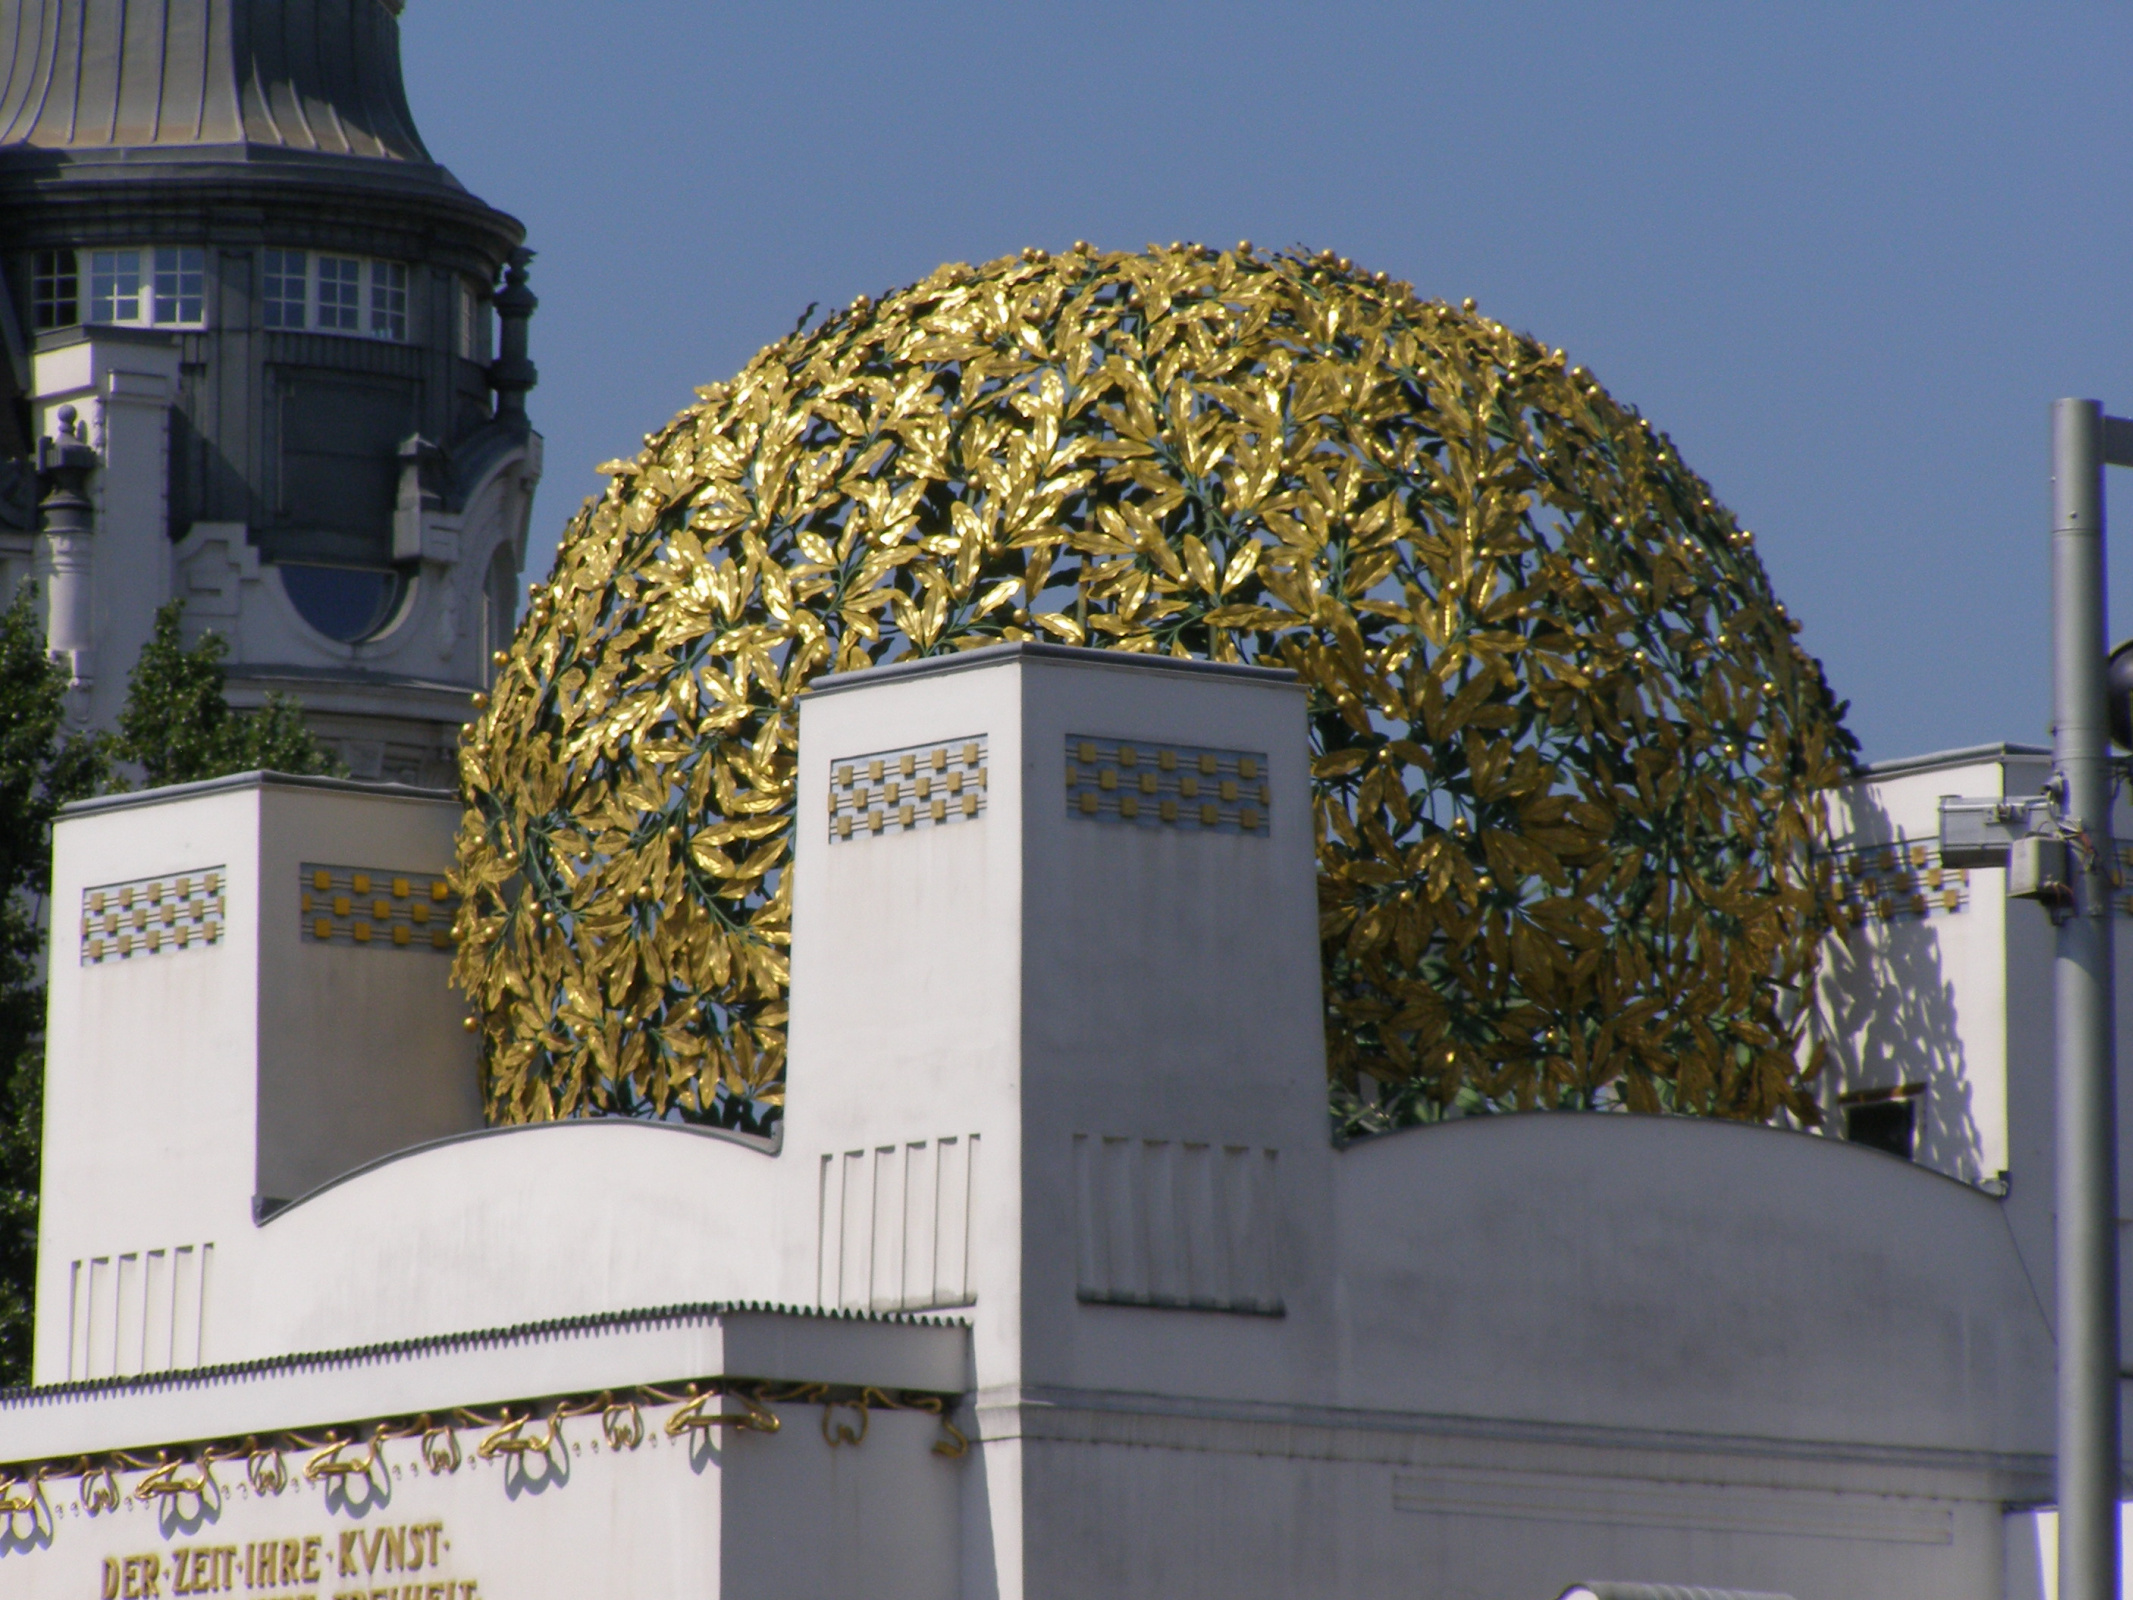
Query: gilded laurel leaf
[{"left": 453, "top": 244, "right": 1856, "bottom": 1140}]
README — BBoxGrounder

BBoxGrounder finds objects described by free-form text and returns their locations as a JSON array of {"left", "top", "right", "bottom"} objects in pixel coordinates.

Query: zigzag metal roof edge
[{"left": 0, "top": 1300, "right": 969, "bottom": 1409}]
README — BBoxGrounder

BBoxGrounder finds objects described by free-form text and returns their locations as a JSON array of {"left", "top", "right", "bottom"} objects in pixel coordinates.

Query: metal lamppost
[{"left": 2050, "top": 397, "right": 2126, "bottom": 1600}]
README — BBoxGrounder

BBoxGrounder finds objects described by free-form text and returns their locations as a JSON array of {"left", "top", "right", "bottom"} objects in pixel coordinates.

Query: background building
[{"left": 0, "top": 0, "right": 539, "bottom": 783}]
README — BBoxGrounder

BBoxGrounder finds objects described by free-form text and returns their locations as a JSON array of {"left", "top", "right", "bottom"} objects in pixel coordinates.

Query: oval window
[{"left": 277, "top": 564, "right": 406, "bottom": 643}]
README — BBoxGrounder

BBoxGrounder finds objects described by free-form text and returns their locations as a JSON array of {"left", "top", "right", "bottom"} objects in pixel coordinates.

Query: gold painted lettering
[
  {"left": 123, "top": 1557, "right": 141, "bottom": 1599},
  {"left": 104, "top": 1557, "right": 120, "bottom": 1600},
  {"left": 282, "top": 1540, "right": 301, "bottom": 1587},
  {"left": 143, "top": 1554, "right": 163, "bottom": 1598},
  {"left": 302, "top": 1539, "right": 322, "bottom": 1584},
  {"left": 172, "top": 1551, "right": 190, "bottom": 1595},
  {"left": 339, "top": 1532, "right": 359, "bottom": 1579}
]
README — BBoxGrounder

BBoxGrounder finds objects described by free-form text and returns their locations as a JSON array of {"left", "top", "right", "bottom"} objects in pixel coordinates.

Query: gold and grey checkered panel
[
  {"left": 828, "top": 736, "right": 988, "bottom": 842},
  {"left": 81, "top": 869, "right": 226, "bottom": 964},
  {"left": 1833, "top": 841, "right": 1968, "bottom": 921},
  {"left": 301, "top": 864, "right": 460, "bottom": 951},
  {"left": 1834, "top": 839, "right": 2133, "bottom": 921},
  {"left": 1065, "top": 735, "right": 1270, "bottom": 836}
]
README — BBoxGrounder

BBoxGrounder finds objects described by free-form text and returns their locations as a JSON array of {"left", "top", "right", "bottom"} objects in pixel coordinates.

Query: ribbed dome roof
[{"left": 0, "top": 0, "right": 427, "bottom": 160}]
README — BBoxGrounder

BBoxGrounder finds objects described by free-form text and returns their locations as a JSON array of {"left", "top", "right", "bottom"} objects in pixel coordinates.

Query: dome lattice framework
[{"left": 454, "top": 244, "right": 1856, "bottom": 1136}]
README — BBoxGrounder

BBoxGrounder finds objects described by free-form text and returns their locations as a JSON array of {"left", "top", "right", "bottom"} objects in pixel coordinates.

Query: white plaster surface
[
  {"left": 11, "top": 648, "right": 2127, "bottom": 1600},
  {"left": 0, "top": 1315, "right": 965, "bottom": 1600},
  {"left": 1817, "top": 745, "right": 2133, "bottom": 1373},
  {"left": 37, "top": 774, "right": 483, "bottom": 1383}
]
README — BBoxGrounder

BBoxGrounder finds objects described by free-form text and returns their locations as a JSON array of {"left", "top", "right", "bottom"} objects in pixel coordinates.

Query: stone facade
[{"left": 0, "top": 0, "right": 540, "bottom": 783}]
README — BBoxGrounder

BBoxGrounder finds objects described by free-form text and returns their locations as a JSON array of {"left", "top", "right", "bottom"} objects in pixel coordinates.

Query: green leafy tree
[
  {"left": 0, "top": 589, "right": 107, "bottom": 1383},
  {"left": 116, "top": 600, "right": 343, "bottom": 784}
]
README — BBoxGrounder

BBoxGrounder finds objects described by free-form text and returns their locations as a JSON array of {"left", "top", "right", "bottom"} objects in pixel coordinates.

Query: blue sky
[{"left": 403, "top": 2, "right": 2133, "bottom": 763}]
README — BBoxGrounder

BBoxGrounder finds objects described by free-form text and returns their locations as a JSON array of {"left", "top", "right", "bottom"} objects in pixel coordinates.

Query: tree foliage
[{"left": 116, "top": 601, "right": 341, "bottom": 785}]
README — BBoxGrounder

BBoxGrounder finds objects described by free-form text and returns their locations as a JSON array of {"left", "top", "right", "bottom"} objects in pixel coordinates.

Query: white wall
[
  {"left": 37, "top": 774, "right": 482, "bottom": 1383},
  {"left": 1818, "top": 744, "right": 2133, "bottom": 1369},
  {"left": 26, "top": 655, "right": 2108, "bottom": 1600},
  {"left": 787, "top": 647, "right": 1334, "bottom": 1429},
  {"left": 0, "top": 1310, "right": 968, "bottom": 1600}
]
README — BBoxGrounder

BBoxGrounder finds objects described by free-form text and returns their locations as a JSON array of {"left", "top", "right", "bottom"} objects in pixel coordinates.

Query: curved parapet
[
  {"left": 222, "top": 1119, "right": 805, "bottom": 1361},
  {"left": 1332, "top": 1110, "right": 2055, "bottom": 1459}
]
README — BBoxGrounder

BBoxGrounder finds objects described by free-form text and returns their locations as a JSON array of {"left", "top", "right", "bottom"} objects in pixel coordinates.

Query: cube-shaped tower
[{"left": 37, "top": 771, "right": 478, "bottom": 1383}]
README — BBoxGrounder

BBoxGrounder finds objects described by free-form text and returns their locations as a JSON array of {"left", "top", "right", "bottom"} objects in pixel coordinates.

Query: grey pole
[{"left": 2050, "top": 395, "right": 2122, "bottom": 1600}]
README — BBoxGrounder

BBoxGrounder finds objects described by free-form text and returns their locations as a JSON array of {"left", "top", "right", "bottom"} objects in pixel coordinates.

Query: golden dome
[{"left": 454, "top": 243, "right": 1854, "bottom": 1136}]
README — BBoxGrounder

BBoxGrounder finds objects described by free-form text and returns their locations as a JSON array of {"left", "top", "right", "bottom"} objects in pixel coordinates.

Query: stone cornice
[{"left": 0, "top": 148, "right": 522, "bottom": 276}]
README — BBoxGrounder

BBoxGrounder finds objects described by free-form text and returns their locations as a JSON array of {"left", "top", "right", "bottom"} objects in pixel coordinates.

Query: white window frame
[
  {"left": 65, "top": 246, "right": 208, "bottom": 330},
  {"left": 261, "top": 250, "right": 412, "bottom": 343},
  {"left": 455, "top": 278, "right": 481, "bottom": 360},
  {"left": 370, "top": 260, "right": 409, "bottom": 342},
  {"left": 262, "top": 248, "right": 308, "bottom": 330},
  {"left": 31, "top": 249, "right": 78, "bottom": 331}
]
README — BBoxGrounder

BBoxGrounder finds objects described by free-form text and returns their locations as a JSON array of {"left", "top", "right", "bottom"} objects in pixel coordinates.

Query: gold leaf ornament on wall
[{"left": 454, "top": 243, "right": 1857, "bottom": 1137}]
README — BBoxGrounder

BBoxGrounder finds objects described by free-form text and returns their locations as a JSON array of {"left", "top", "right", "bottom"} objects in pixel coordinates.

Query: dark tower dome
[
  {"left": 0, "top": 0, "right": 542, "bottom": 787},
  {"left": 0, "top": 0, "right": 430, "bottom": 159}
]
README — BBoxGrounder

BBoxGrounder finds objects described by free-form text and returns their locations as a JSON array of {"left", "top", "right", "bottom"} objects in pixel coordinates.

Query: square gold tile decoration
[
  {"left": 80, "top": 867, "right": 226, "bottom": 966},
  {"left": 1065, "top": 736, "right": 1272, "bottom": 837},
  {"left": 300, "top": 864, "right": 461, "bottom": 951},
  {"left": 828, "top": 735, "right": 988, "bottom": 843},
  {"left": 1829, "top": 839, "right": 1972, "bottom": 923}
]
